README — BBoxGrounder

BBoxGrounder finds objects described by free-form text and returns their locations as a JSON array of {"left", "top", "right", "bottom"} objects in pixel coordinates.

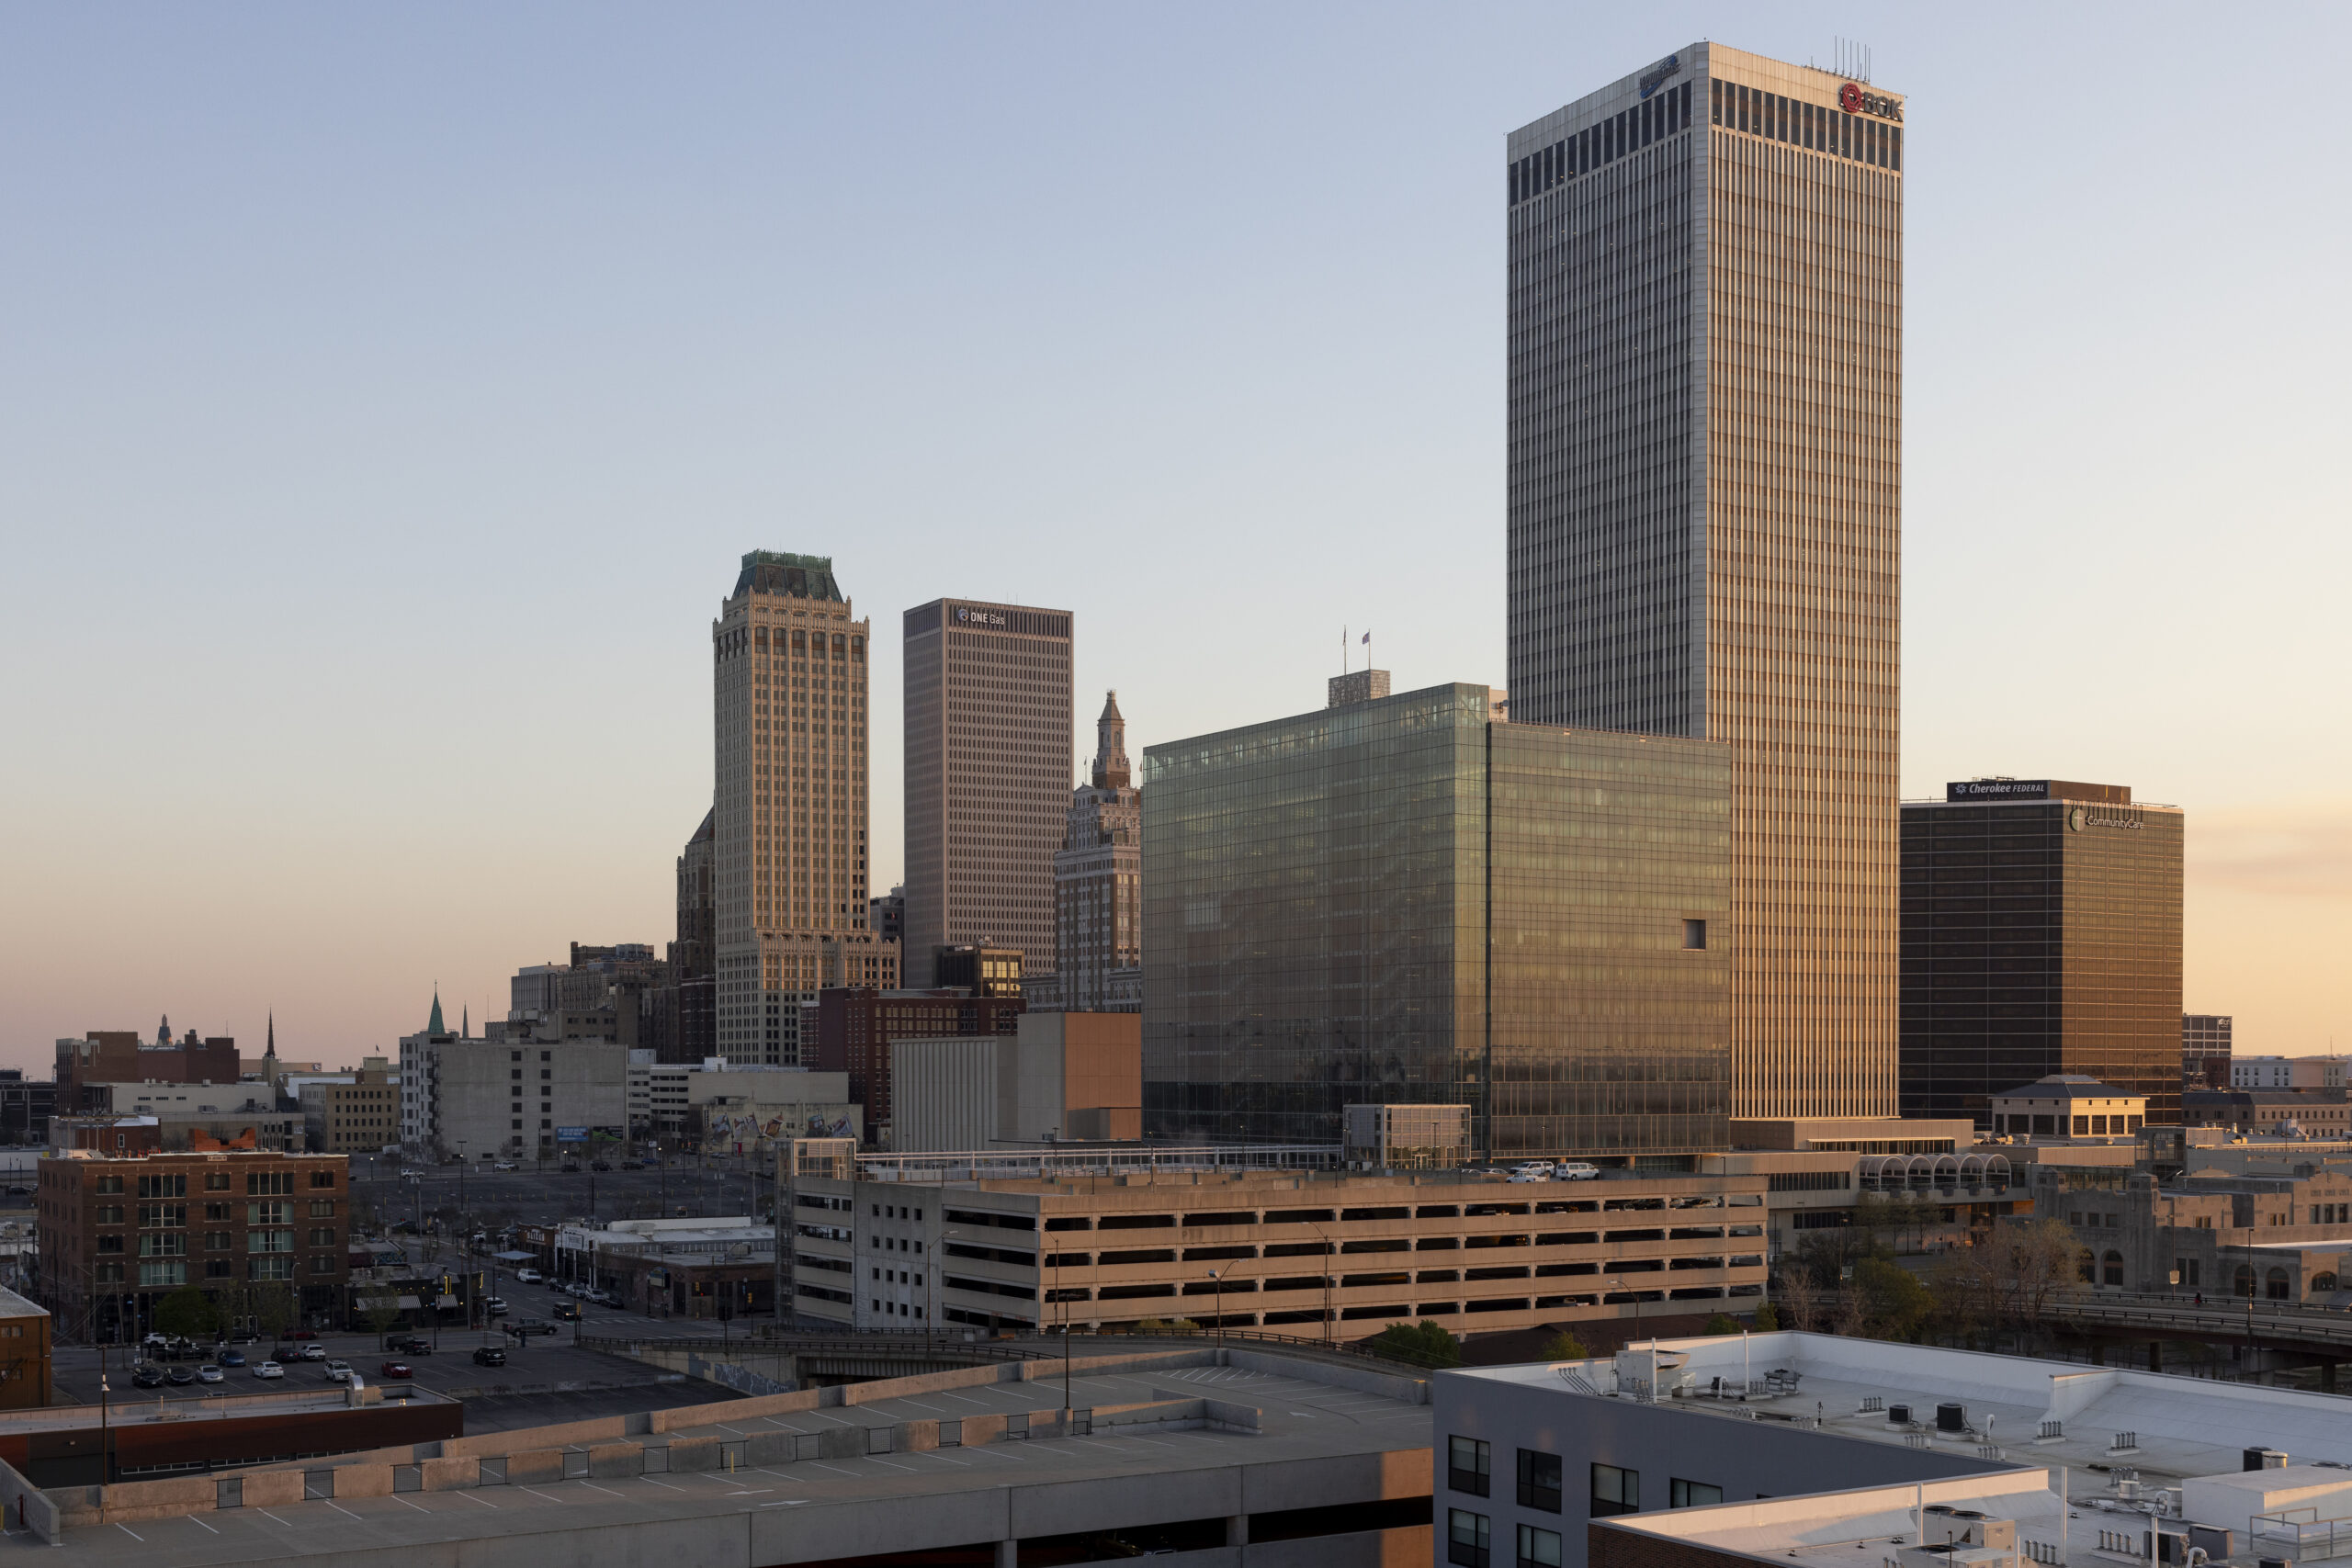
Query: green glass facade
[{"left": 1142, "top": 683, "right": 1730, "bottom": 1158}]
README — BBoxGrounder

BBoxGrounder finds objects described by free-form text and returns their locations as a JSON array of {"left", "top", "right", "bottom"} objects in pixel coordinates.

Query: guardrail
[
  {"left": 2042, "top": 1295, "right": 2352, "bottom": 1348},
  {"left": 588, "top": 1323, "right": 1453, "bottom": 1372}
]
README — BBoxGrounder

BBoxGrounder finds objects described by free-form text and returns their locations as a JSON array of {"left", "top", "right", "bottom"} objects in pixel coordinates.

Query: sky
[{"left": 3, "top": 3, "right": 2347, "bottom": 1071}]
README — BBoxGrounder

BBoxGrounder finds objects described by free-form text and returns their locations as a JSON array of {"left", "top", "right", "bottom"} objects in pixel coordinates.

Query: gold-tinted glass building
[
  {"left": 1142, "top": 682, "right": 1730, "bottom": 1159},
  {"left": 712, "top": 552, "right": 897, "bottom": 1067},
  {"left": 1506, "top": 44, "right": 1905, "bottom": 1117}
]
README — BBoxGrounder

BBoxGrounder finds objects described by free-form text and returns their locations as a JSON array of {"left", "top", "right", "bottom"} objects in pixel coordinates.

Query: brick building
[
  {"left": 812, "top": 987, "right": 1023, "bottom": 1138},
  {"left": 36, "top": 1148, "right": 350, "bottom": 1342},
  {"left": 54, "top": 1022, "right": 240, "bottom": 1115}
]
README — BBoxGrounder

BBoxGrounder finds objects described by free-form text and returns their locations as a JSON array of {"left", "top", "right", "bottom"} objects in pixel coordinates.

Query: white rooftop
[{"left": 1464, "top": 1331, "right": 2352, "bottom": 1496}]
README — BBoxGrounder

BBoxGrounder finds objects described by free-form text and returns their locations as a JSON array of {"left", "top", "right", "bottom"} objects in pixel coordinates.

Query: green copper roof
[
  {"left": 734, "top": 551, "right": 843, "bottom": 602},
  {"left": 427, "top": 990, "right": 446, "bottom": 1036}
]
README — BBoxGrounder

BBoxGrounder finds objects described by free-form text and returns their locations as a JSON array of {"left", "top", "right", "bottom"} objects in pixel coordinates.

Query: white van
[{"left": 1555, "top": 1161, "right": 1601, "bottom": 1181}]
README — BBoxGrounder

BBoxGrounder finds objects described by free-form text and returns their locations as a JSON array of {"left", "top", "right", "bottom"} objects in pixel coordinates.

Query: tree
[
  {"left": 359, "top": 1293, "right": 405, "bottom": 1340},
  {"left": 153, "top": 1285, "right": 219, "bottom": 1341},
  {"left": 1701, "top": 1313, "right": 1742, "bottom": 1337},
  {"left": 250, "top": 1280, "right": 299, "bottom": 1341},
  {"left": 1368, "top": 1320, "right": 1462, "bottom": 1368},
  {"left": 1749, "top": 1302, "right": 1781, "bottom": 1331},
  {"left": 1542, "top": 1330, "right": 1589, "bottom": 1360},
  {"left": 1854, "top": 1258, "right": 1935, "bottom": 1341},
  {"left": 1931, "top": 1218, "right": 2081, "bottom": 1349},
  {"left": 1831, "top": 1285, "right": 1870, "bottom": 1338},
  {"left": 1776, "top": 1271, "right": 1820, "bottom": 1331}
]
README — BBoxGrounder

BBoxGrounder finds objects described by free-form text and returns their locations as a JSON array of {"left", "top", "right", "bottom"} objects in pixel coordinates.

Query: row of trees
[
  {"left": 150, "top": 1280, "right": 302, "bottom": 1341},
  {"left": 1772, "top": 1217, "right": 2086, "bottom": 1349}
]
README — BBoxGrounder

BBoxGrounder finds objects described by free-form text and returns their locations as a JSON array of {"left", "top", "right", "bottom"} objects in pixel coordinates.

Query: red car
[{"left": 379, "top": 1360, "right": 413, "bottom": 1379}]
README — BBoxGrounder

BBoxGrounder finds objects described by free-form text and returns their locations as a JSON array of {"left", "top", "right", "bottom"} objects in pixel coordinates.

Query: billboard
[{"left": 555, "top": 1126, "right": 587, "bottom": 1143}]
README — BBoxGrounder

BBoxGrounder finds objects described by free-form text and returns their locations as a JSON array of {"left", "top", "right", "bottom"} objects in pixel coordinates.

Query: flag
[{"left": 1361, "top": 631, "right": 1370, "bottom": 645}]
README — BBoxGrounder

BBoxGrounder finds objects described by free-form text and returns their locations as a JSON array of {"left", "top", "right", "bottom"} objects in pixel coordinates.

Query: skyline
[{"left": 4, "top": 4, "right": 2347, "bottom": 1068}]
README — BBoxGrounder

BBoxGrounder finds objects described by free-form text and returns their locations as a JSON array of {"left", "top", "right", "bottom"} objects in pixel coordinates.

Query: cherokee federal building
[{"left": 1506, "top": 44, "right": 1905, "bottom": 1120}]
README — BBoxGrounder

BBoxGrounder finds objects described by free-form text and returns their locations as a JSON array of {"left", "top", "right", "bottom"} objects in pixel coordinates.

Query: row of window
[
  {"left": 95, "top": 1256, "right": 335, "bottom": 1286},
  {"left": 76, "top": 1169, "right": 335, "bottom": 1198},
  {"left": 1448, "top": 1438, "right": 1723, "bottom": 1514},
  {"left": 1510, "top": 81, "right": 1695, "bottom": 207}
]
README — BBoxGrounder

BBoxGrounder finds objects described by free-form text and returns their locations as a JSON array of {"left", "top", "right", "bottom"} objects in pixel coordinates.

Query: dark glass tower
[
  {"left": 1899, "top": 780, "right": 2184, "bottom": 1125},
  {"left": 1142, "top": 682, "right": 1730, "bottom": 1158}
]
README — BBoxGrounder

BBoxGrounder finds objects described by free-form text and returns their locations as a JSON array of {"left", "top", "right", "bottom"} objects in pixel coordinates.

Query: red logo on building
[{"left": 1838, "top": 82, "right": 1862, "bottom": 113}]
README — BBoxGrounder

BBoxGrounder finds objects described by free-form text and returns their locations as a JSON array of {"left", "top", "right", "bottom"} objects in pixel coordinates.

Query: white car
[
  {"left": 196, "top": 1365, "right": 224, "bottom": 1383},
  {"left": 324, "top": 1360, "right": 353, "bottom": 1382},
  {"left": 252, "top": 1360, "right": 284, "bottom": 1380},
  {"left": 298, "top": 1344, "right": 327, "bottom": 1361},
  {"left": 1555, "top": 1161, "right": 1601, "bottom": 1181},
  {"left": 492, "top": 1162, "right": 516, "bottom": 1171},
  {"left": 515, "top": 1268, "right": 543, "bottom": 1284},
  {"left": 1506, "top": 1168, "right": 1550, "bottom": 1183}
]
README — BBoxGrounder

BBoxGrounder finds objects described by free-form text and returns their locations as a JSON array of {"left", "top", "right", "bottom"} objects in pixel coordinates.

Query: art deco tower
[
  {"left": 712, "top": 552, "right": 897, "bottom": 1066},
  {"left": 1507, "top": 44, "right": 1904, "bottom": 1116},
  {"left": 1054, "top": 691, "right": 1143, "bottom": 1011}
]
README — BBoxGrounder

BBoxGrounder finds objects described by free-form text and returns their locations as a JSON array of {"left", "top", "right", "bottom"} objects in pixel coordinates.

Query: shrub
[
  {"left": 1541, "top": 1330, "right": 1589, "bottom": 1360},
  {"left": 1369, "top": 1319, "right": 1463, "bottom": 1368}
]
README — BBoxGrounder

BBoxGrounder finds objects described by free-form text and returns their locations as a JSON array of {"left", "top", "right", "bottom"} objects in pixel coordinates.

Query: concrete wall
[{"left": 892, "top": 1037, "right": 1001, "bottom": 1152}]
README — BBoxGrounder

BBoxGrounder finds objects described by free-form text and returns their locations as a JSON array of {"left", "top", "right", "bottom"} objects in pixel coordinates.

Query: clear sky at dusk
[{"left": 3, "top": 3, "right": 2346, "bottom": 1069}]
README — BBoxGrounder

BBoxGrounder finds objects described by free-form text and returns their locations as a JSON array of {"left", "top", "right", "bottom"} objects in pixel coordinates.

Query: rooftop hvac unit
[
  {"left": 1889, "top": 1403, "right": 1913, "bottom": 1425},
  {"left": 1937, "top": 1402, "right": 1969, "bottom": 1433},
  {"left": 2245, "top": 1448, "right": 2290, "bottom": 1472}
]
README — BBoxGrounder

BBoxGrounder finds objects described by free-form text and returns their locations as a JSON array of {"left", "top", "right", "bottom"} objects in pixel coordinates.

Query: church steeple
[
  {"left": 427, "top": 988, "right": 447, "bottom": 1037},
  {"left": 266, "top": 1011, "right": 277, "bottom": 1058},
  {"left": 1091, "top": 690, "right": 1130, "bottom": 790}
]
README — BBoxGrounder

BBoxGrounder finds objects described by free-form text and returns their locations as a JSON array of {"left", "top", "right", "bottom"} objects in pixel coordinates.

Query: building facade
[
  {"left": 1054, "top": 692, "right": 1143, "bottom": 1013},
  {"left": 54, "top": 1023, "right": 240, "bottom": 1115},
  {"left": 1143, "top": 681, "right": 1730, "bottom": 1159},
  {"left": 667, "top": 809, "right": 718, "bottom": 1063},
  {"left": 1985, "top": 1075, "right": 2145, "bottom": 1141},
  {"left": 1900, "top": 780, "right": 2184, "bottom": 1126},
  {"left": 2182, "top": 1012, "right": 2232, "bottom": 1090},
  {"left": 2231, "top": 1055, "right": 2344, "bottom": 1090},
  {"left": 811, "top": 987, "right": 1025, "bottom": 1139},
  {"left": 408, "top": 1039, "right": 628, "bottom": 1160},
  {"left": 37, "top": 1147, "right": 349, "bottom": 1341},
  {"left": 2039, "top": 1165, "right": 2352, "bottom": 1301},
  {"left": 900, "top": 598, "right": 1073, "bottom": 989},
  {"left": 712, "top": 551, "right": 894, "bottom": 1067},
  {"left": 299, "top": 1059, "right": 400, "bottom": 1153},
  {"left": 1507, "top": 44, "right": 1905, "bottom": 1120},
  {"left": 783, "top": 1164, "right": 1766, "bottom": 1339}
]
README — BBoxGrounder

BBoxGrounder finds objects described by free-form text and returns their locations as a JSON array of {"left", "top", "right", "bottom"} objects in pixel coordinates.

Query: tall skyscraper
[
  {"left": 2182, "top": 1013, "right": 2232, "bottom": 1091},
  {"left": 1900, "top": 779, "right": 2184, "bottom": 1125},
  {"left": 1054, "top": 691, "right": 1143, "bottom": 1012},
  {"left": 1507, "top": 44, "right": 1905, "bottom": 1118},
  {"left": 901, "top": 598, "right": 1073, "bottom": 989},
  {"left": 712, "top": 551, "right": 898, "bottom": 1067}
]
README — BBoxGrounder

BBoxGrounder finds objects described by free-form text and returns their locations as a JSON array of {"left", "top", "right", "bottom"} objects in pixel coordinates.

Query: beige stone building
[
  {"left": 1052, "top": 692, "right": 1141, "bottom": 1011},
  {"left": 712, "top": 552, "right": 898, "bottom": 1066},
  {"left": 299, "top": 1058, "right": 401, "bottom": 1153}
]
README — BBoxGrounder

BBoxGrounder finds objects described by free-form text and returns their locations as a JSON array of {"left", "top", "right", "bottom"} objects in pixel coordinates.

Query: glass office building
[
  {"left": 1900, "top": 781, "right": 2184, "bottom": 1125},
  {"left": 1142, "top": 682, "right": 1730, "bottom": 1159}
]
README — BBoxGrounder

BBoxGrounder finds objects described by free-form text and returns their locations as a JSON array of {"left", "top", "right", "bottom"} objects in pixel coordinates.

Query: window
[
  {"left": 310, "top": 1170, "right": 336, "bottom": 1189},
  {"left": 2103, "top": 1249, "right": 2124, "bottom": 1287},
  {"left": 1591, "top": 1463, "right": 1640, "bottom": 1517},
  {"left": 205, "top": 1173, "right": 231, "bottom": 1191},
  {"left": 1672, "top": 1479, "right": 1723, "bottom": 1508},
  {"left": 1517, "top": 1524, "right": 1563, "bottom": 1568},
  {"left": 96, "top": 1235, "right": 124, "bottom": 1254},
  {"left": 249, "top": 1201, "right": 292, "bottom": 1225},
  {"left": 309, "top": 1228, "right": 336, "bottom": 1247},
  {"left": 246, "top": 1172, "right": 293, "bottom": 1196},
  {"left": 1682, "top": 919, "right": 1707, "bottom": 950},
  {"left": 310, "top": 1199, "right": 335, "bottom": 1218},
  {"left": 207, "top": 1232, "right": 232, "bottom": 1251},
  {"left": 1449, "top": 1509, "right": 1492, "bottom": 1568},
  {"left": 248, "top": 1229, "right": 294, "bottom": 1254},
  {"left": 137, "top": 1174, "right": 187, "bottom": 1199},
  {"left": 248, "top": 1256, "right": 293, "bottom": 1280},
  {"left": 1517, "top": 1450, "right": 1561, "bottom": 1512},
  {"left": 310, "top": 1255, "right": 335, "bottom": 1274},
  {"left": 96, "top": 1175, "right": 124, "bottom": 1195},
  {"left": 138, "top": 1260, "right": 187, "bottom": 1288},
  {"left": 1448, "top": 1436, "right": 1491, "bottom": 1497}
]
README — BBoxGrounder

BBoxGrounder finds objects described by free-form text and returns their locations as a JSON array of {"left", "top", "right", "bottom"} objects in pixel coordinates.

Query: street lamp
[{"left": 1208, "top": 1269, "right": 1226, "bottom": 1349}]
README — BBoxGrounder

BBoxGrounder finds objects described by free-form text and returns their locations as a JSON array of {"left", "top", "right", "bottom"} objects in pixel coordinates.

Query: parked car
[
  {"left": 286, "top": 1329, "right": 319, "bottom": 1340},
  {"left": 220, "top": 1348, "right": 246, "bottom": 1367},
  {"left": 131, "top": 1363, "right": 166, "bottom": 1389},
  {"left": 552, "top": 1301, "right": 581, "bottom": 1321},
  {"left": 508, "top": 1318, "right": 559, "bottom": 1337},
  {"left": 252, "top": 1360, "right": 284, "bottom": 1380},
  {"left": 492, "top": 1162, "right": 517, "bottom": 1171},
  {"left": 515, "top": 1268, "right": 543, "bottom": 1284},
  {"left": 560, "top": 1162, "right": 582, "bottom": 1174},
  {"left": 619, "top": 1161, "right": 643, "bottom": 1170},
  {"left": 165, "top": 1336, "right": 199, "bottom": 1359},
  {"left": 141, "top": 1331, "right": 169, "bottom": 1350},
  {"left": 196, "top": 1365, "right": 224, "bottom": 1384},
  {"left": 482, "top": 1297, "right": 508, "bottom": 1316},
  {"left": 379, "top": 1361, "right": 413, "bottom": 1380},
  {"left": 297, "top": 1344, "right": 326, "bottom": 1361},
  {"left": 228, "top": 1329, "right": 261, "bottom": 1344},
  {"left": 1555, "top": 1161, "right": 1601, "bottom": 1181},
  {"left": 394, "top": 1337, "right": 434, "bottom": 1356},
  {"left": 471, "top": 1346, "right": 507, "bottom": 1368},
  {"left": 166, "top": 1365, "right": 197, "bottom": 1386},
  {"left": 589, "top": 1160, "right": 612, "bottom": 1172},
  {"left": 324, "top": 1360, "right": 354, "bottom": 1382}
]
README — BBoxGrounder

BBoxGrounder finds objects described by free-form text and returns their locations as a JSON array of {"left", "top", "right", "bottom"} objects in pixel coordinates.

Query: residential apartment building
[
  {"left": 1902, "top": 780, "right": 2184, "bottom": 1125},
  {"left": 712, "top": 550, "right": 895, "bottom": 1066},
  {"left": 1508, "top": 45, "right": 1905, "bottom": 1120},
  {"left": 0, "top": 1073, "right": 54, "bottom": 1146},
  {"left": 36, "top": 1147, "right": 349, "bottom": 1341},
  {"left": 2183, "top": 1012, "right": 2233, "bottom": 1090},
  {"left": 1053, "top": 692, "right": 1142, "bottom": 1013},
  {"left": 1143, "top": 680, "right": 1730, "bottom": 1158},
  {"left": 901, "top": 597, "right": 1073, "bottom": 989},
  {"left": 783, "top": 1162, "right": 1766, "bottom": 1339},
  {"left": 408, "top": 1039, "right": 628, "bottom": 1160},
  {"left": 811, "top": 987, "right": 1024, "bottom": 1138}
]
